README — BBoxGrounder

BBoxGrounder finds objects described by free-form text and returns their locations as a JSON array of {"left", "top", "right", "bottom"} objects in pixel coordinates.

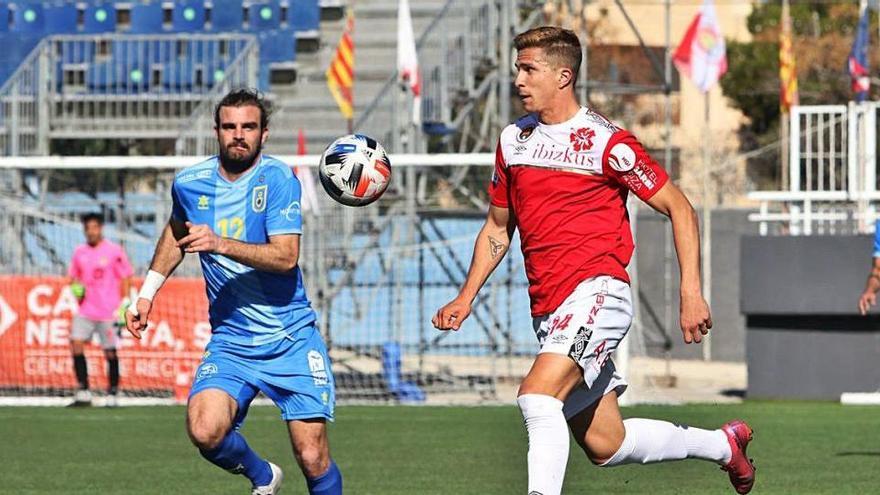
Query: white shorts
[
  {"left": 71, "top": 315, "right": 119, "bottom": 349},
  {"left": 532, "top": 276, "right": 631, "bottom": 420}
]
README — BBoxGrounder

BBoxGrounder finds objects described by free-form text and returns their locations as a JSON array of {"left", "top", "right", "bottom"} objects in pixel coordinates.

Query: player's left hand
[
  {"left": 178, "top": 222, "right": 225, "bottom": 254},
  {"left": 680, "top": 291, "right": 712, "bottom": 344}
]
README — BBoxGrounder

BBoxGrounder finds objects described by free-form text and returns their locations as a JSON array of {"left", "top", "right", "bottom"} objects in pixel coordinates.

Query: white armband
[{"left": 128, "top": 270, "right": 167, "bottom": 316}]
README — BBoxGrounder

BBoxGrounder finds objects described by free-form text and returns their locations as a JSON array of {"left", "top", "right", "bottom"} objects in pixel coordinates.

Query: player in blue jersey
[
  {"left": 125, "top": 89, "right": 342, "bottom": 495},
  {"left": 858, "top": 219, "right": 880, "bottom": 315}
]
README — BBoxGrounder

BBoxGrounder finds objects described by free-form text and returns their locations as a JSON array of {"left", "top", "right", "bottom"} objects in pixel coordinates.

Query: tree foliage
[{"left": 722, "top": 2, "right": 873, "bottom": 133}]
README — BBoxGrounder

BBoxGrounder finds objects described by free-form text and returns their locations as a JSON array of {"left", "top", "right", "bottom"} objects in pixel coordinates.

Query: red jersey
[{"left": 489, "top": 107, "right": 669, "bottom": 316}]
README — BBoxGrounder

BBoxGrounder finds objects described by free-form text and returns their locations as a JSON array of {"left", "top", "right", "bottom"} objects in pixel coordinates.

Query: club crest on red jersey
[
  {"left": 517, "top": 126, "right": 536, "bottom": 143},
  {"left": 569, "top": 127, "right": 596, "bottom": 152}
]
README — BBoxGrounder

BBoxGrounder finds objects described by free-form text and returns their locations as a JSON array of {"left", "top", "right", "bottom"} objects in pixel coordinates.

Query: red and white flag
[
  {"left": 397, "top": 0, "right": 421, "bottom": 124},
  {"left": 673, "top": 0, "right": 727, "bottom": 93},
  {"left": 294, "top": 129, "right": 321, "bottom": 214}
]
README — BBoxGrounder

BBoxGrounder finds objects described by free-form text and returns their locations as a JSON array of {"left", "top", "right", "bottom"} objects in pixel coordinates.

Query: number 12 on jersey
[{"left": 216, "top": 217, "right": 244, "bottom": 239}]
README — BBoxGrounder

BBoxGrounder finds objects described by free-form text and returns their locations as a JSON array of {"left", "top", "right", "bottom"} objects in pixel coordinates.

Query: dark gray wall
[
  {"left": 741, "top": 235, "right": 880, "bottom": 399},
  {"left": 741, "top": 235, "right": 874, "bottom": 314},
  {"left": 747, "top": 317, "right": 880, "bottom": 399},
  {"left": 634, "top": 208, "right": 757, "bottom": 362}
]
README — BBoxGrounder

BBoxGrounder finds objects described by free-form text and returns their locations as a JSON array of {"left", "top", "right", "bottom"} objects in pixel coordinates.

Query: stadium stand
[
  {"left": 0, "top": 0, "right": 328, "bottom": 155},
  {"left": 0, "top": 0, "right": 317, "bottom": 90}
]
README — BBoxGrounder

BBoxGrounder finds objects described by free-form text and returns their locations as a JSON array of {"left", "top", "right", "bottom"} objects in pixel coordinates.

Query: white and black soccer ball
[{"left": 318, "top": 134, "right": 392, "bottom": 207}]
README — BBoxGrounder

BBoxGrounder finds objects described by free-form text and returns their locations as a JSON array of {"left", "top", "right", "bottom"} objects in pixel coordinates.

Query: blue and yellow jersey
[{"left": 171, "top": 155, "right": 315, "bottom": 346}]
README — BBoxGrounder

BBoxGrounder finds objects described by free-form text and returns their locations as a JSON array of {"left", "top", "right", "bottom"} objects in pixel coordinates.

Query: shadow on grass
[{"left": 835, "top": 451, "right": 880, "bottom": 457}]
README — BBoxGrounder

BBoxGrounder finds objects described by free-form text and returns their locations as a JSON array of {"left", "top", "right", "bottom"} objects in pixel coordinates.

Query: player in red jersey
[{"left": 433, "top": 27, "right": 754, "bottom": 494}]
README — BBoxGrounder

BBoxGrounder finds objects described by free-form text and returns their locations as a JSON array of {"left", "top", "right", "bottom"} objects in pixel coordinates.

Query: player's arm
[
  {"left": 66, "top": 255, "right": 84, "bottom": 301},
  {"left": 181, "top": 226, "right": 300, "bottom": 273},
  {"left": 644, "top": 181, "right": 712, "bottom": 344},
  {"left": 858, "top": 257, "right": 880, "bottom": 315},
  {"left": 125, "top": 218, "right": 188, "bottom": 338},
  {"left": 432, "top": 205, "right": 516, "bottom": 331}
]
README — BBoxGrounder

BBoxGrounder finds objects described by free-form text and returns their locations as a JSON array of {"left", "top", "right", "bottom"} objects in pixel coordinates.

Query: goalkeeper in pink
[{"left": 67, "top": 212, "right": 133, "bottom": 407}]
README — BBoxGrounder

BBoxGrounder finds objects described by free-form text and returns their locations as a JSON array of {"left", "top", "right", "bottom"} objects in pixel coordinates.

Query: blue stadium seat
[
  {"left": 60, "top": 42, "right": 97, "bottom": 64},
  {"left": 257, "top": 65, "right": 270, "bottom": 91},
  {"left": 109, "top": 41, "right": 156, "bottom": 92},
  {"left": 287, "top": 0, "right": 320, "bottom": 34},
  {"left": 0, "top": 33, "right": 19, "bottom": 84},
  {"left": 0, "top": 3, "right": 8, "bottom": 32},
  {"left": 83, "top": 4, "right": 116, "bottom": 33},
  {"left": 210, "top": 0, "right": 244, "bottom": 31},
  {"left": 45, "top": 3, "right": 78, "bottom": 34},
  {"left": 188, "top": 39, "right": 219, "bottom": 63},
  {"left": 86, "top": 62, "right": 114, "bottom": 91},
  {"left": 12, "top": 3, "right": 45, "bottom": 33},
  {"left": 259, "top": 29, "right": 296, "bottom": 64},
  {"left": 144, "top": 39, "right": 175, "bottom": 64},
  {"left": 172, "top": 1, "right": 206, "bottom": 32},
  {"left": 162, "top": 59, "right": 196, "bottom": 90},
  {"left": 248, "top": 1, "right": 281, "bottom": 31},
  {"left": 129, "top": 2, "right": 164, "bottom": 34}
]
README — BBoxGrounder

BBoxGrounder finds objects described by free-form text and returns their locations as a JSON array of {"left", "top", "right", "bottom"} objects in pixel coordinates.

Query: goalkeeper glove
[
  {"left": 116, "top": 297, "right": 131, "bottom": 328},
  {"left": 70, "top": 282, "right": 85, "bottom": 302}
]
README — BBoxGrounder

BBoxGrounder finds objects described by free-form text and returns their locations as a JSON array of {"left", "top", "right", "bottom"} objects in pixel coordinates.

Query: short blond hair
[{"left": 514, "top": 26, "right": 582, "bottom": 81}]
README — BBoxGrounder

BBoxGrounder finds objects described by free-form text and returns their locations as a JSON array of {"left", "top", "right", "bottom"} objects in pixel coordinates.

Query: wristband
[{"left": 128, "top": 270, "right": 166, "bottom": 316}]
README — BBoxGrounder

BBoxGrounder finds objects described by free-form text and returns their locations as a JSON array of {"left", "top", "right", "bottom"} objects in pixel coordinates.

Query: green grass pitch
[{"left": 1, "top": 402, "right": 877, "bottom": 494}]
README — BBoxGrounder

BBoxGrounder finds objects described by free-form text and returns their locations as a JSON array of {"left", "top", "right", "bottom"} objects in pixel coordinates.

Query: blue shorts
[{"left": 189, "top": 325, "right": 335, "bottom": 426}]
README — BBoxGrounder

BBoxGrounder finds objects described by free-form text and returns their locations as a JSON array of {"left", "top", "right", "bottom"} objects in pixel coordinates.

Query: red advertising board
[{"left": 0, "top": 276, "right": 210, "bottom": 392}]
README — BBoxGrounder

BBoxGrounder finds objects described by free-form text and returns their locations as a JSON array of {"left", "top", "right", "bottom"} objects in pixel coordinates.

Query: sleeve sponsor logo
[
  {"left": 621, "top": 160, "right": 659, "bottom": 192},
  {"left": 607, "top": 143, "right": 636, "bottom": 172},
  {"left": 280, "top": 200, "right": 301, "bottom": 221}
]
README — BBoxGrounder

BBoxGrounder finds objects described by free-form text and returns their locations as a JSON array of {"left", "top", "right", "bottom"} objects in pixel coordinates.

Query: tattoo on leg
[{"left": 488, "top": 236, "right": 506, "bottom": 259}]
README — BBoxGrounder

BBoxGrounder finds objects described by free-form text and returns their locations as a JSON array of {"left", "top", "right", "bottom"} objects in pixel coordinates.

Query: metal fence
[
  {"left": 749, "top": 102, "right": 880, "bottom": 235},
  {"left": 0, "top": 34, "right": 258, "bottom": 157}
]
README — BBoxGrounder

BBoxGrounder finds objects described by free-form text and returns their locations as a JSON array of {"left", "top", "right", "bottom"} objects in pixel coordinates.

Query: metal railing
[
  {"left": 0, "top": 34, "right": 258, "bottom": 155},
  {"left": 749, "top": 102, "right": 880, "bottom": 235}
]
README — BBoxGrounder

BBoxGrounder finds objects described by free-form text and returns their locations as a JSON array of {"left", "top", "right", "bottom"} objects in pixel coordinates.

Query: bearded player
[
  {"left": 433, "top": 27, "right": 755, "bottom": 494},
  {"left": 125, "top": 89, "right": 342, "bottom": 495}
]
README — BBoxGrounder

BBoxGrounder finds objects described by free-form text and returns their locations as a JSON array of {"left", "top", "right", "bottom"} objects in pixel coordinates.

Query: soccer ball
[{"left": 318, "top": 134, "right": 392, "bottom": 207}]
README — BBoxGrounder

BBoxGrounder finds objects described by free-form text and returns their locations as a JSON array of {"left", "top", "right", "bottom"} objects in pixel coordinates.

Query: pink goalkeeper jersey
[{"left": 68, "top": 239, "right": 133, "bottom": 321}]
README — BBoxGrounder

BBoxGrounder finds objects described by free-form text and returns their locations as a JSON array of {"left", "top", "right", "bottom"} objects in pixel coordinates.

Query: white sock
[
  {"left": 601, "top": 418, "right": 731, "bottom": 467},
  {"left": 517, "top": 394, "right": 570, "bottom": 495}
]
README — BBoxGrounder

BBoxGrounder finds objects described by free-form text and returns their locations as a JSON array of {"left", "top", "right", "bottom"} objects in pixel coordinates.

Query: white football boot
[
  {"left": 251, "top": 462, "right": 283, "bottom": 495},
  {"left": 68, "top": 389, "right": 92, "bottom": 407}
]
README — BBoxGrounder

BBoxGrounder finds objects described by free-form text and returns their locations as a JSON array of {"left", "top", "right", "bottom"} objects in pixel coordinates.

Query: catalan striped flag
[
  {"left": 327, "top": 11, "right": 355, "bottom": 120},
  {"left": 779, "top": 0, "right": 798, "bottom": 113}
]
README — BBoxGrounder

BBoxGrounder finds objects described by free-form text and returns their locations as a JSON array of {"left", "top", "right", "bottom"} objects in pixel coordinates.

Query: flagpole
[
  {"left": 702, "top": 91, "right": 712, "bottom": 361},
  {"left": 780, "top": 0, "right": 790, "bottom": 191}
]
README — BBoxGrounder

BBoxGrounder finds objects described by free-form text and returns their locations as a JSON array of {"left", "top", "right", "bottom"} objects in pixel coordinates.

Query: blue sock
[
  {"left": 200, "top": 430, "right": 273, "bottom": 486},
  {"left": 306, "top": 460, "right": 342, "bottom": 495}
]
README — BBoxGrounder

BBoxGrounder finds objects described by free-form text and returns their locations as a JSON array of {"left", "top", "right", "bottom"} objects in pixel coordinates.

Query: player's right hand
[
  {"left": 432, "top": 298, "right": 472, "bottom": 331},
  {"left": 858, "top": 291, "right": 876, "bottom": 316},
  {"left": 124, "top": 298, "right": 153, "bottom": 339}
]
